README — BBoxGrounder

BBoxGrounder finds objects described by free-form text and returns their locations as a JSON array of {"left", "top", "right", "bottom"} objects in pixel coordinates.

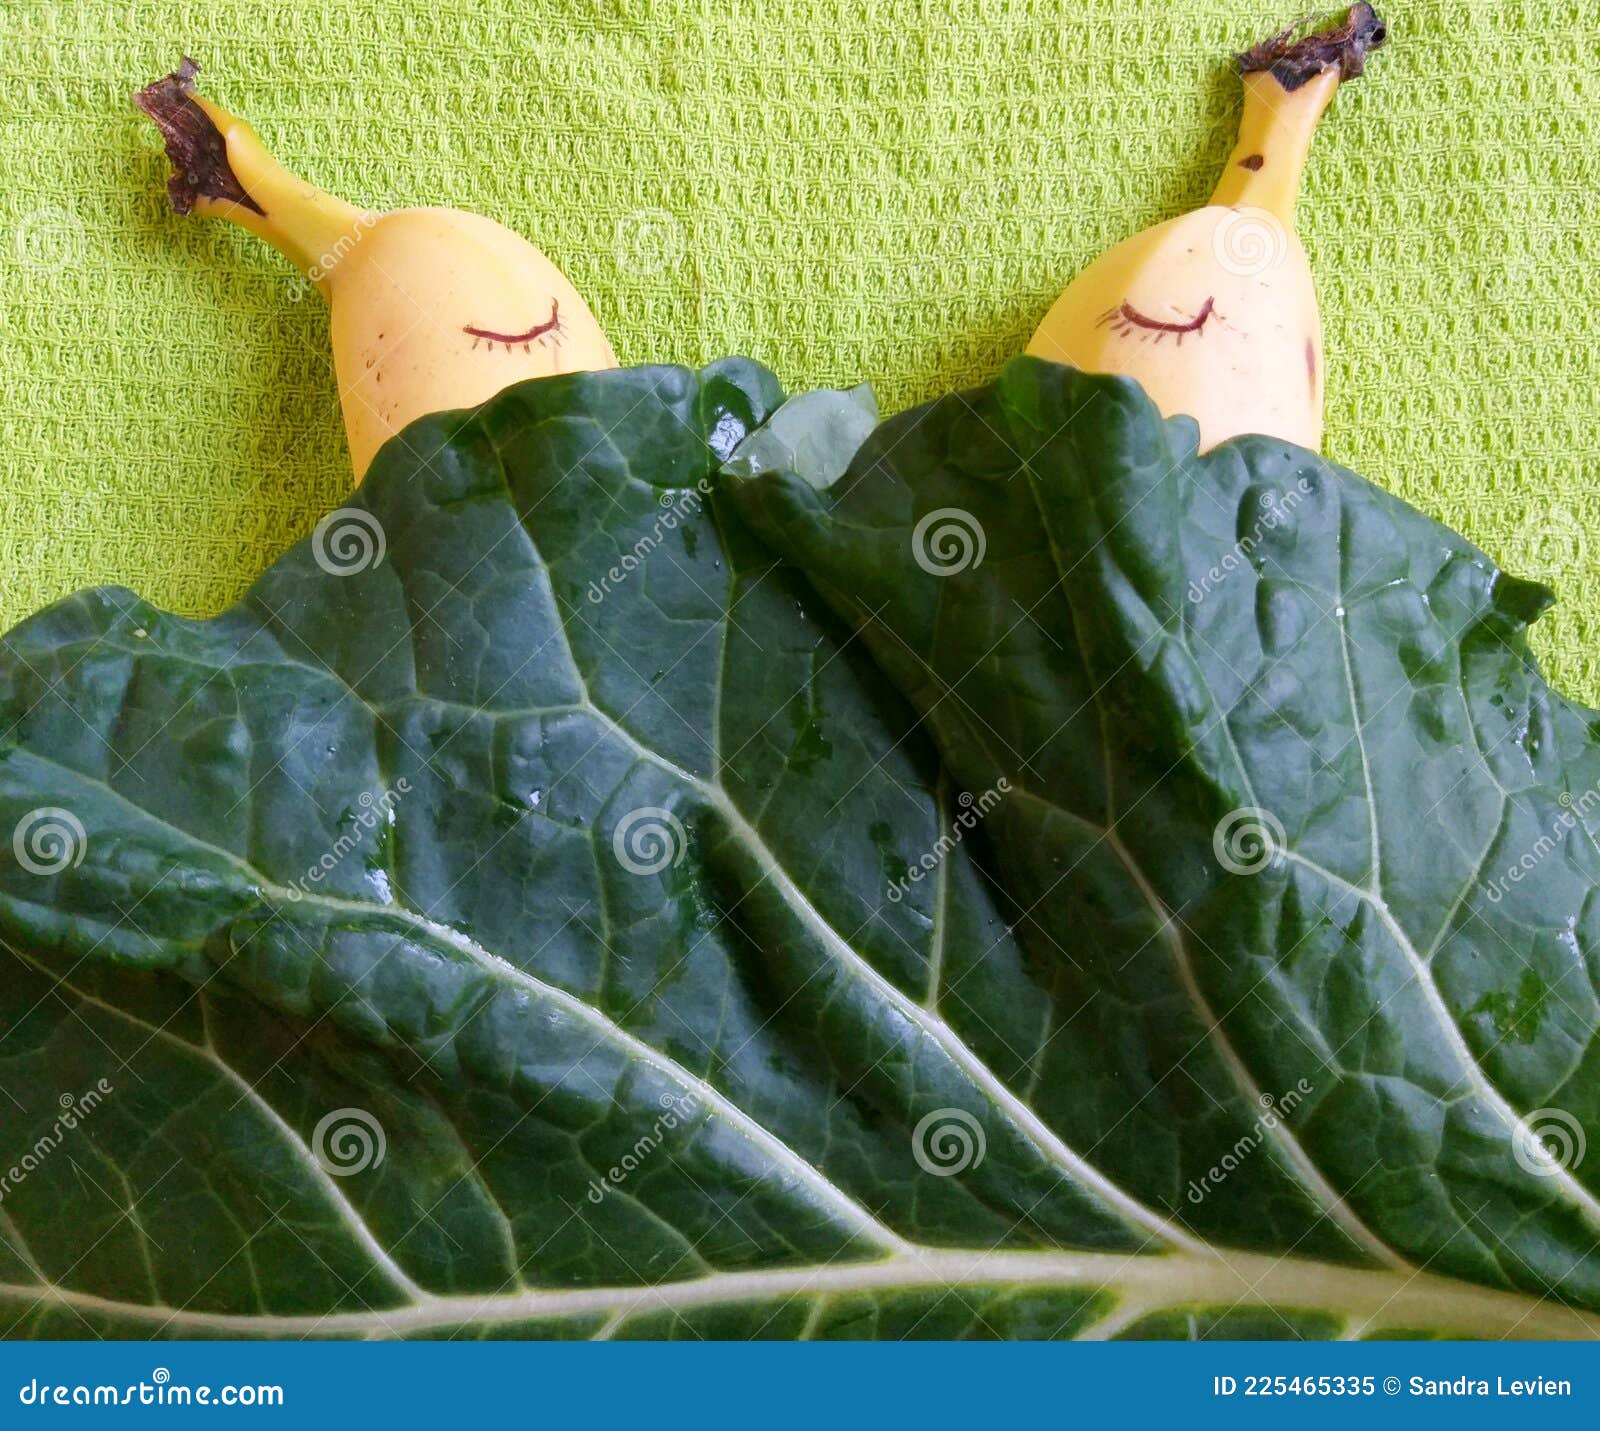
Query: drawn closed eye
[
  {"left": 1098, "top": 296, "right": 1219, "bottom": 345},
  {"left": 464, "top": 298, "right": 564, "bottom": 352}
]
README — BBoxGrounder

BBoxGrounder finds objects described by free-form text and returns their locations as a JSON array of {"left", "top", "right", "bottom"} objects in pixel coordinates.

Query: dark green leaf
[
  {"left": 730, "top": 356, "right": 1600, "bottom": 1320},
  {"left": 0, "top": 360, "right": 1590, "bottom": 1338}
]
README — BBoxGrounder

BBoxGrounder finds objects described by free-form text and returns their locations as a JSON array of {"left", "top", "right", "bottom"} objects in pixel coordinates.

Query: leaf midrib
[
  {"left": 4, "top": 1244, "right": 1596, "bottom": 1341},
  {"left": 13, "top": 938, "right": 1594, "bottom": 1339}
]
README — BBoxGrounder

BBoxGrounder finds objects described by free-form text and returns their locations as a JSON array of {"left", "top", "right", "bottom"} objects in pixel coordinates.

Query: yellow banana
[
  {"left": 1027, "top": 5, "right": 1387, "bottom": 453},
  {"left": 136, "top": 59, "right": 618, "bottom": 480}
]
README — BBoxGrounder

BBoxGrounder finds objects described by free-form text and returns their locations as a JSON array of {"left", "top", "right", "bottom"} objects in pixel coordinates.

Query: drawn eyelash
[
  {"left": 464, "top": 298, "right": 564, "bottom": 352},
  {"left": 1097, "top": 296, "right": 1219, "bottom": 345}
]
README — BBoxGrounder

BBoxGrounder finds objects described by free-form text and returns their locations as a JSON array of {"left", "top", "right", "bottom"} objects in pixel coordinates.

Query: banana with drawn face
[
  {"left": 137, "top": 59, "right": 618, "bottom": 480},
  {"left": 141, "top": 12, "right": 1386, "bottom": 476},
  {"left": 1027, "top": 5, "right": 1387, "bottom": 453}
]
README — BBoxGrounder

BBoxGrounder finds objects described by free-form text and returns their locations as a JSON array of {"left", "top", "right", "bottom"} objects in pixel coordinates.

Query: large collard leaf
[
  {"left": 729, "top": 356, "right": 1600, "bottom": 1322},
  {"left": 0, "top": 362, "right": 1590, "bottom": 1341}
]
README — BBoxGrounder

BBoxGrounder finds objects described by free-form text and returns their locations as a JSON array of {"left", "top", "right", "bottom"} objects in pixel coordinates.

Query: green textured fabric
[{"left": 3, "top": 1, "right": 1598, "bottom": 697}]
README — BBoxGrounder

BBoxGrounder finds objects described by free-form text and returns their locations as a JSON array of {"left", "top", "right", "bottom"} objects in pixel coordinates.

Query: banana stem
[
  {"left": 134, "top": 59, "right": 371, "bottom": 287},
  {"left": 1208, "top": 70, "right": 1340, "bottom": 222},
  {"left": 1208, "top": 5, "right": 1387, "bottom": 223}
]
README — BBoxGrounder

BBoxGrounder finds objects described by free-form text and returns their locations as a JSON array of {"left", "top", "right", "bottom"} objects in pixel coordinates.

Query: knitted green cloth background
[{"left": 4, "top": 2, "right": 1598, "bottom": 696}]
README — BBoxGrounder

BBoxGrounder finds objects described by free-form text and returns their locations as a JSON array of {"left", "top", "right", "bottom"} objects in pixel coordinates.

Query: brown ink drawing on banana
[
  {"left": 1097, "top": 297, "right": 1220, "bottom": 345},
  {"left": 463, "top": 300, "right": 566, "bottom": 353}
]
